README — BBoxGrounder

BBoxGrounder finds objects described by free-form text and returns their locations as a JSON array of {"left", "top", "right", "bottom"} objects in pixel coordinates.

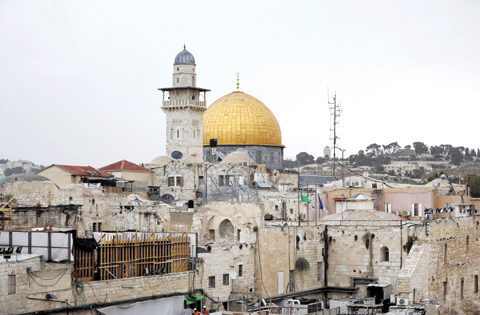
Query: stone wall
[
  {"left": 397, "top": 216, "right": 480, "bottom": 314},
  {"left": 149, "top": 160, "right": 203, "bottom": 202},
  {"left": 1, "top": 255, "right": 197, "bottom": 315},
  {"left": 255, "top": 221, "right": 410, "bottom": 301},
  {"left": 0, "top": 256, "right": 73, "bottom": 315}
]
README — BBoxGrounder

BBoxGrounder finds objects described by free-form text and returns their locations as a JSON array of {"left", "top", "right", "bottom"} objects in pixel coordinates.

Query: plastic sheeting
[
  {"left": 97, "top": 295, "right": 184, "bottom": 315},
  {"left": 185, "top": 295, "right": 203, "bottom": 305},
  {"left": 0, "top": 231, "right": 73, "bottom": 261}
]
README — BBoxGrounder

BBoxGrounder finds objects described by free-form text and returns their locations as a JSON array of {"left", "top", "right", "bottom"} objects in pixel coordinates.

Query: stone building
[
  {"left": 158, "top": 46, "right": 210, "bottom": 163},
  {"left": 37, "top": 164, "right": 113, "bottom": 189},
  {"left": 99, "top": 159, "right": 154, "bottom": 187}
]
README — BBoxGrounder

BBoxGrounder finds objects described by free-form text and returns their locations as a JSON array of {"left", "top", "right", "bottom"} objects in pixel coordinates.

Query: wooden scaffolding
[
  {"left": 0, "top": 197, "right": 17, "bottom": 230},
  {"left": 73, "top": 231, "right": 190, "bottom": 282}
]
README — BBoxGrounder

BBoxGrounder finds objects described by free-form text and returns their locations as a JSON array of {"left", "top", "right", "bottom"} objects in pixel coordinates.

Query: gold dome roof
[{"left": 203, "top": 91, "right": 283, "bottom": 147}]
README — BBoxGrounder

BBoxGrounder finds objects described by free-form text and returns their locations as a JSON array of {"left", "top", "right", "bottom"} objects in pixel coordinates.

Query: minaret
[{"left": 159, "top": 46, "right": 210, "bottom": 161}]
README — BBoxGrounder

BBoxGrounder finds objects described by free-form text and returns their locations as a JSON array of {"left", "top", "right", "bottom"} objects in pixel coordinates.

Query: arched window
[
  {"left": 219, "top": 219, "right": 234, "bottom": 239},
  {"left": 177, "top": 130, "right": 179, "bottom": 138},
  {"left": 177, "top": 77, "right": 179, "bottom": 83},
  {"left": 192, "top": 76, "right": 195, "bottom": 86},
  {"left": 380, "top": 246, "right": 389, "bottom": 262},
  {"left": 466, "top": 236, "right": 470, "bottom": 253},
  {"left": 192, "top": 95, "right": 195, "bottom": 100},
  {"left": 177, "top": 67, "right": 179, "bottom": 71}
]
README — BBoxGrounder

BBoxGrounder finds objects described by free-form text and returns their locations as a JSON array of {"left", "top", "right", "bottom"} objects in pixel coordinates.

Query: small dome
[
  {"left": 220, "top": 152, "right": 253, "bottom": 165},
  {"left": 174, "top": 46, "right": 195, "bottom": 65},
  {"left": 151, "top": 156, "right": 172, "bottom": 165},
  {"left": 64, "top": 184, "right": 94, "bottom": 196},
  {"left": 0, "top": 174, "right": 51, "bottom": 185}
]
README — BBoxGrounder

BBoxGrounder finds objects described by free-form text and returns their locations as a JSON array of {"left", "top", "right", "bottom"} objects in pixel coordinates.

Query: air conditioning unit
[
  {"left": 397, "top": 298, "right": 409, "bottom": 306},
  {"left": 345, "top": 181, "right": 350, "bottom": 187},
  {"left": 390, "top": 294, "right": 397, "bottom": 304},
  {"left": 299, "top": 213, "right": 306, "bottom": 220},
  {"left": 242, "top": 161, "right": 248, "bottom": 166},
  {"left": 354, "top": 181, "right": 362, "bottom": 188},
  {"left": 402, "top": 211, "right": 410, "bottom": 216},
  {"left": 392, "top": 211, "right": 400, "bottom": 216}
]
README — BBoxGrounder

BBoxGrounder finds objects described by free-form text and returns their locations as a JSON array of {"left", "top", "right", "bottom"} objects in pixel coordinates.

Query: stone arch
[
  {"left": 219, "top": 219, "right": 234, "bottom": 239},
  {"left": 380, "top": 246, "right": 389, "bottom": 262}
]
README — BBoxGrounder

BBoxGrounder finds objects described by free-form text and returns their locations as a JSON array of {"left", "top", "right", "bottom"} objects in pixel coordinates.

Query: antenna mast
[{"left": 329, "top": 92, "right": 341, "bottom": 180}]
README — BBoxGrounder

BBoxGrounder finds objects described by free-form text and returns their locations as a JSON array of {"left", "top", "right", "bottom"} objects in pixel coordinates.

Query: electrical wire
[{"left": 27, "top": 266, "right": 69, "bottom": 287}]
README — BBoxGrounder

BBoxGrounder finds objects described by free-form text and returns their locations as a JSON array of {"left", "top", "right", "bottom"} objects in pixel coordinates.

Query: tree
[
  {"left": 430, "top": 146, "right": 442, "bottom": 155},
  {"left": 404, "top": 145, "right": 411, "bottom": 150},
  {"left": 366, "top": 143, "right": 382, "bottom": 157},
  {"left": 413, "top": 142, "right": 428, "bottom": 155},
  {"left": 468, "top": 176, "right": 480, "bottom": 198},
  {"left": 315, "top": 156, "right": 326, "bottom": 165},
  {"left": 449, "top": 147, "right": 464, "bottom": 166},
  {"left": 296, "top": 152, "right": 315, "bottom": 166},
  {"left": 389, "top": 142, "right": 401, "bottom": 154},
  {"left": 471, "top": 149, "right": 476, "bottom": 157},
  {"left": 440, "top": 144, "right": 452, "bottom": 155},
  {"left": 4, "top": 167, "right": 25, "bottom": 176}
]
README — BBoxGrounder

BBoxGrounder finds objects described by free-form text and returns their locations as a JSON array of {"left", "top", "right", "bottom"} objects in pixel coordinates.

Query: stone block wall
[
  {"left": 0, "top": 256, "right": 74, "bottom": 315},
  {"left": 396, "top": 217, "right": 480, "bottom": 314}
]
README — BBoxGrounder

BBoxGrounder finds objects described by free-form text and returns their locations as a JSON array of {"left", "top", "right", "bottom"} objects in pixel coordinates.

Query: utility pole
[{"left": 329, "top": 92, "right": 341, "bottom": 181}]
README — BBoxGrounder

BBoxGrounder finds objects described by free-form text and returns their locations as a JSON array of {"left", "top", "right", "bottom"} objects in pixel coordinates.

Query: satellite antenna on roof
[
  {"left": 282, "top": 222, "right": 288, "bottom": 231},
  {"left": 363, "top": 172, "right": 369, "bottom": 178},
  {"left": 229, "top": 271, "right": 239, "bottom": 280}
]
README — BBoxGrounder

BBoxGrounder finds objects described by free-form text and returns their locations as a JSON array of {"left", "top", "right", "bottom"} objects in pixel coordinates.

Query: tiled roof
[
  {"left": 99, "top": 160, "right": 152, "bottom": 173},
  {"left": 54, "top": 165, "right": 113, "bottom": 177}
]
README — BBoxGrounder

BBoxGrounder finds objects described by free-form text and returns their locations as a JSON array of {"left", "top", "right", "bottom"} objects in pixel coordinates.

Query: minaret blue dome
[{"left": 174, "top": 45, "right": 195, "bottom": 65}]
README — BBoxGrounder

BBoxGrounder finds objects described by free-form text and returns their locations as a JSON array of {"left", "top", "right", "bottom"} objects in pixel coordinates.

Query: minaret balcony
[{"left": 162, "top": 100, "right": 206, "bottom": 107}]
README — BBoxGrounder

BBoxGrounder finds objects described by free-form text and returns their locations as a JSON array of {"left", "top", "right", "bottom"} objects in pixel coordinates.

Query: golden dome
[{"left": 203, "top": 91, "right": 283, "bottom": 147}]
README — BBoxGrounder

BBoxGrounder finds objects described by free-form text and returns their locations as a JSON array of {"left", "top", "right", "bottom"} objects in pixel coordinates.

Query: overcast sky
[{"left": 2, "top": 1, "right": 480, "bottom": 167}]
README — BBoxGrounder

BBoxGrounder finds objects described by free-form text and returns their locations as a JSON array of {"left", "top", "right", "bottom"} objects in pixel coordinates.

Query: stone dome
[
  {"left": 220, "top": 152, "right": 254, "bottom": 165},
  {"left": 174, "top": 47, "right": 195, "bottom": 65},
  {"left": 0, "top": 174, "right": 51, "bottom": 185},
  {"left": 203, "top": 91, "right": 283, "bottom": 147},
  {"left": 151, "top": 156, "right": 173, "bottom": 165}
]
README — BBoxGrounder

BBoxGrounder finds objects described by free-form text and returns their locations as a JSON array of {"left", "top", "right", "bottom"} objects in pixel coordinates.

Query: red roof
[
  {"left": 54, "top": 165, "right": 113, "bottom": 177},
  {"left": 99, "top": 160, "right": 152, "bottom": 173}
]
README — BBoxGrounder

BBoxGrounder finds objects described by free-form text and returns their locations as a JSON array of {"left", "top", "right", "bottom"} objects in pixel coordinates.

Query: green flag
[{"left": 301, "top": 193, "right": 311, "bottom": 203}]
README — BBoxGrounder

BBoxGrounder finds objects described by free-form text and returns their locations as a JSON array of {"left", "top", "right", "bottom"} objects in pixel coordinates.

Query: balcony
[{"left": 162, "top": 100, "right": 206, "bottom": 107}]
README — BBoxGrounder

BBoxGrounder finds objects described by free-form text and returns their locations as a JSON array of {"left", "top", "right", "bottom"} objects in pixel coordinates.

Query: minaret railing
[{"left": 162, "top": 100, "right": 206, "bottom": 107}]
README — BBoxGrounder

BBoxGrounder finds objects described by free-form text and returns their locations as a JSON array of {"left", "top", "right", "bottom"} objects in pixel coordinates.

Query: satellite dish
[
  {"left": 383, "top": 174, "right": 389, "bottom": 179},
  {"left": 282, "top": 223, "right": 288, "bottom": 231},
  {"left": 171, "top": 151, "right": 183, "bottom": 160},
  {"left": 363, "top": 172, "right": 369, "bottom": 178},
  {"left": 160, "top": 194, "right": 175, "bottom": 204},
  {"left": 196, "top": 191, "right": 203, "bottom": 198},
  {"left": 448, "top": 175, "right": 454, "bottom": 180},
  {"left": 229, "top": 271, "right": 239, "bottom": 280},
  {"left": 440, "top": 174, "right": 447, "bottom": 180}
]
